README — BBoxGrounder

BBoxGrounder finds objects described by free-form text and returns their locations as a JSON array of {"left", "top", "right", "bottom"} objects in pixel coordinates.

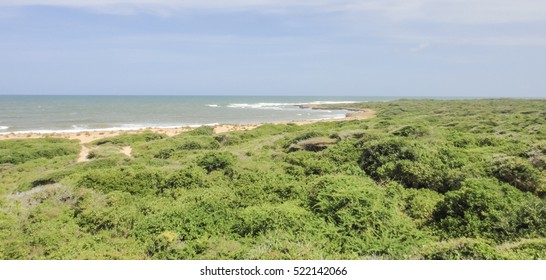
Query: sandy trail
[
  {"left": 121, "top": 146, "right": 132, "bottom": 157},
  {"left": 77, "top": 145, "right": 91, "bottom": 163}
]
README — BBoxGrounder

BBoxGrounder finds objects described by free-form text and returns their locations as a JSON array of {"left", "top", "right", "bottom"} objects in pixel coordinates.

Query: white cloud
[
  {"left": 395, "top": 34, "right": 546, "bottom": 47},
  {"left": 0, "top": 0, "right": 326, "bottom": 11},
  {"left": 2, "top": 0, "right": 545, "bottom": 48},
  {"left": 409, "top": 43, "right": 430, "bottom": 53},
  {"left": 336, "top": 0, "right": 546, "bottom": 24},
  {"left": 1, "top": 0, "right": 546, "bottom": 24}
]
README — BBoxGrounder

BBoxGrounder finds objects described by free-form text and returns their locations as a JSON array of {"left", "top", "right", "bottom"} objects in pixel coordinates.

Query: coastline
[{"left": 0, "top": 108, "right": 375, "bottom": 144}]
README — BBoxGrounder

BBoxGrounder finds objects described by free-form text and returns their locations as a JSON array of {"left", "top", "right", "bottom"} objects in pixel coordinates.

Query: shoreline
[{"left": 0, "top": 108, "right": 375, "bottom": 144}]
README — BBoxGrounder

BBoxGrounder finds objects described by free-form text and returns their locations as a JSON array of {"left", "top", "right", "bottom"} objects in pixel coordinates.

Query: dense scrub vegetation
[{"left": 1, "top": 99, "right": 545, "bottom": 259}]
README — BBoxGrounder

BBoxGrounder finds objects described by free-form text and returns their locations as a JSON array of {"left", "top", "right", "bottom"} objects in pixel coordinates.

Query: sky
[{"left": 0, "top": 1, "right": 545, "bottom": 97}]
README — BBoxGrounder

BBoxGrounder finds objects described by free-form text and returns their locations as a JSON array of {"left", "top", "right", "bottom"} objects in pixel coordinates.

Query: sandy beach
[{"left": 0, "top": 108, "right": 375, "bottom": 144}]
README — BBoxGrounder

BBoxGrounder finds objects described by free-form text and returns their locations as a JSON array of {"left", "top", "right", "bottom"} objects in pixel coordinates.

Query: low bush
[
  {"left": 0, "top": 138, "right": 79, "bottom": 164},
  {"left": 162, "top": 166, "right": 207, "bottom": 191},
  {"left": 282, "top": 131, "right": 327, "bottom": 149},
  {"left": 197, "top": 152, "right": 236, "bottom": 173},
  {"left": 234, "top": 202, "right": 310, "bottom": 236},
  {"left": 308, "top": 175, "right": 426, "bottom": 257},
  {"left": 392, "top": 125, "right": 429, "bottom": 137},
  {"left": 178, "top": 137, "right": 220, "bottom": 150},
  {"left": 78, "top": 166, "right": 166, "bottom": 195},
  {"left": 214, "top": 134, "right": 243, "bottom": 146},
  {"left": 284, "top": 151, "right": 334, "bottom": 176},
  {"left": 500, "top": 239, "right": 546, "bottom": 259},
  {"left": 358, "top": 138, "right": 466, "bottom": 192},
  {"left": 93, "top": 130, "right": 166, "bottom": 145},
  {"left": 417, "top": 238, "right": 503, "bottom": 260},
  {"left": 185, "top": 126, "right": 214, "bottom": 136},
  {"left": 433, "top": 178, "right": 546, "bottom": 241},
  {"left": 490, "top": 155, "right": 544, "bottom": 193}
]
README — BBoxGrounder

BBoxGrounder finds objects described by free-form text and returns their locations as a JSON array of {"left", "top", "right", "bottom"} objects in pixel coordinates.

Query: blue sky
[{"left": 0, "top": 1, "right": 545, "bottom": 97}]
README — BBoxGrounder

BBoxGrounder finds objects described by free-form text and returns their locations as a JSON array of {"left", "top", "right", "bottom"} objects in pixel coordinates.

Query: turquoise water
[{"left": 0, "top": 95, "right": 392, "bottom": 134}]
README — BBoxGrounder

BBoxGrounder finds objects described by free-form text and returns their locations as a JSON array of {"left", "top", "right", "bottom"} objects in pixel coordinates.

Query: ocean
[{"left": 0, "top": 95, "right": 392, "bottom": 134}]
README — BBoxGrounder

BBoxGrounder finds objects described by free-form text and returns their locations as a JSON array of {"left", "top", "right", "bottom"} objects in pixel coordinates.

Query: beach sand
[{"left": 0, "top": 108, "right": 375, "bottom": 161}]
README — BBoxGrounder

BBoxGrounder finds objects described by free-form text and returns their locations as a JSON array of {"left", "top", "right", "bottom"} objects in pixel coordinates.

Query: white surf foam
[
  {"left": 307, "top": 101, "right": 361, "bottom": 105},
  {"left": 226, "top": 103, "right": 296, "bottom": 110},
  {"left": 226, "top": 101, "right": 361, "bottom": 110}
]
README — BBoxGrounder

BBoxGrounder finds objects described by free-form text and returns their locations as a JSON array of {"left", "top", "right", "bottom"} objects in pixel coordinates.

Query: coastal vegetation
[{"left": 1, "top": 99, "right": 545, "bottom": 259}]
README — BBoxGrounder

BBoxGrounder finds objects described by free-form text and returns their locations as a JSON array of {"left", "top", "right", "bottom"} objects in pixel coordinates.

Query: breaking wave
[{"left": 226, "top": 101, "right": 360, "bottom": 110}]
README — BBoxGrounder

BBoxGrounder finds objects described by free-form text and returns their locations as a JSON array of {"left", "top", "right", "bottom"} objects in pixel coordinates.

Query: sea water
[{"left": 0, "top": 95, "right": 391, "bottom": 134}]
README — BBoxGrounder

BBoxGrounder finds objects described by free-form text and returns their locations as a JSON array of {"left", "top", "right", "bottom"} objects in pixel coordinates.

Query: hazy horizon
[
  {"left": 1, "top": 94, "right": 543, "bottom": 99},
  {"left": 1, "top": 1, "right": 545, "bottom": 97}
]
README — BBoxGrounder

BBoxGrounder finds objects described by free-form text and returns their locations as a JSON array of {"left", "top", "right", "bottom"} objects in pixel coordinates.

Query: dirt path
[
  {"left": 76, "top": 145, "right": 132, "bottom": 163},
  {"left": 121, "top": 146, "right": 132, "bottom": 157},
  {"left": 77, "top": 145, "right": 90, "bottom": 163}
]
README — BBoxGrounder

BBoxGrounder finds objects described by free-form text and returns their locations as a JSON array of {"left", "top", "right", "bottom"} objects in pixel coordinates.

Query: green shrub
[
  {"left": 0, "top": 138, "right": 79, "bottom": 164},
  {"left": 322, "top": 139, "right": 361, "bottom": 164},
  {"left": 0, "top": 211, "right": 26, "bottom": 259},
  {"left": 308, "top": 175, "right": 426, "bottom": 257},
  {"left": 214, "top": 134, "right": 243, "bottom": 146},
  {"left": 198, "top": 236, "right": 247, "bottom": 260},
  {"left": 433, "top": 178, "right": 546, "bottom": 241},
  {"left": 499, "top": 239, "right": 546, "bottom": 259},
  {"left": 146, "top": 231, "right": 182, "bottom": 259},
  {"left": 76, "top": 191, "right": 142, "bottom": 236},
  {"left": 282, "top": 131, "right": 327, "bottom": 149},
  {"left": 186, "top": 126, "right": 214, "bottom": 136},
  {"left": 230, "top": 169, "right": 305, "bottom": 205},
  {"left": 490, "top": 155, "right": 543, "bottom": 193},
  {"left": 288, "top": 137, "right": 337, "bottom": 152},
  {"left": 448, "top": 133, "right": 476, "bottom": 148},
  {"left": 309, "top": 175, "right": 386, "bottom": 230},
  {"left": 417, "top": 238, "right": 503, "bottom": 260},
  {"left": 78, "top": 167, "right": 165, "bottom": 195},
  {"left": 359, "top": 138, "right": 420, "bottom": 178},
  {"left": 197, "top": 152, "right": 236, "bottom": 173},
  {"left": 527, "top": 148, "right": 546, "bottom": 170},
  {"left": 94, "top": 130, "right": 166, "bottom": 145},
  {"left": 284, "top": 151, "right": 334, "bottom": 176},
  {"left": 179, "top": 137, "right": 220, "bottom": 150},
  {"left": 358, "top": 138, "right": 466, "bottom": 192},
  {"left": 85, "top": 144, "right": 124, "bottom": 160},
  {"left": 234, "top": 202, "right": 310, "bottom": 236},
  {"left": 179, "top": 141, "right": 202, "bottom": 150},
  {"left": 400, "top": 187, "right": 444, "bottom": 225},
  {"left": 133, "top": 189, "right": 236, "bottom": 249},
  {"left": 392, "top": 125, "right": 429, "bottom": 137},
  {"left": 154, "top": 148, "right": 174, "bottom": 159},
  {"left": 162, "top": 166, "right": 207, "bottom": 191}
]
